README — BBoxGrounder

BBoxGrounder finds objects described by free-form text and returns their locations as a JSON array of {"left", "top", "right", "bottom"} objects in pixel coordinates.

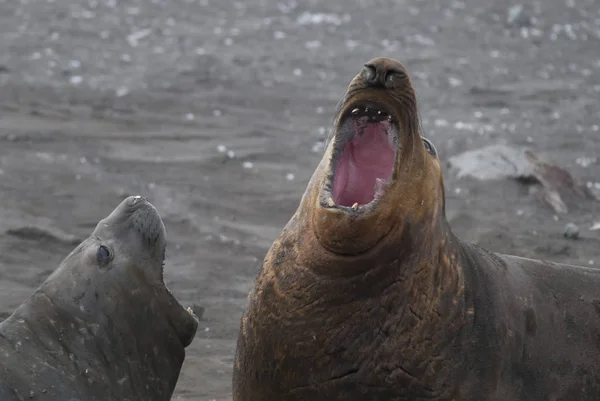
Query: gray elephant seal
[
  {"left": 232, "top": 57, "right": 600, "bottom": 401},
  {"left": 0, "top": 195, "right": 198, "bottom": 401}
]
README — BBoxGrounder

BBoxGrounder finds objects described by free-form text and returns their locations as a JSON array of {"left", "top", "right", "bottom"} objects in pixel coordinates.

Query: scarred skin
[
  {"left": 0, "top": 196, "right": 198, "bottom": 401},
  {"left": 233, "top": 57, "right": 600, "bottom": 401}
]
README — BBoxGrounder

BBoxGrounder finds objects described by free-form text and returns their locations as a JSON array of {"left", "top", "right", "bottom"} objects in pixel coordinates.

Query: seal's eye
[
  {"left": 97, "top": 245, "right": 112, "bottom": 266},
  {"left": 422, "top": 137, "right": 437, "bottom": 157}
]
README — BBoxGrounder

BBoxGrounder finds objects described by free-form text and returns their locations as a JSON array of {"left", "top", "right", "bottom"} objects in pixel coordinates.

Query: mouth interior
[{"left": 332, "top": 106, "right": 397, "bottom": 207}]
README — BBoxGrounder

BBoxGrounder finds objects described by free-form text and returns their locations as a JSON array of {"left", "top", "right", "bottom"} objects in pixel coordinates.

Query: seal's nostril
[
  {"left": 361, "top": 59, "right": 407, "bottom": 89},
  {"left": 385, "top": 71, "right": 393, "bottom": 84},
  {"left": 362, "top": 64, "right": 377, "bottom": 84},
  {"left": 131, "top": 195, "right": 149, "bottom": 207}
]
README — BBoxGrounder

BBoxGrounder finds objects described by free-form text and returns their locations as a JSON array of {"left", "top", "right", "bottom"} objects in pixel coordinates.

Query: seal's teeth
[
  {"left": 351, "top": 108, "right": 360, "bottom": 115},
  {"left": 377, "top": 110, "right": 382, "bottom": 115},
  {"left": 352, "top": 202, "right": 359, "bottom": 210},
  {"left": 327, "top": 197, "right": 336, "bottom": 207},
  {"left": 387, "top": 115, "right": 392, "bottom": 122}
]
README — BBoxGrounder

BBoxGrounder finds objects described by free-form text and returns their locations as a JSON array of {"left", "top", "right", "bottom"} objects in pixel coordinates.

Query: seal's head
[
  {"left": 42, "top": 196, "right": 198, "bottom": 349},
  {"left": 32, "top": 196, "right": 197, "bottom": 389},
  {"left": 308, "top": 57, "right": 445, "bottom": 256},
  {"left": 1, "top": 196, "right": 197, "bottom": 399}
]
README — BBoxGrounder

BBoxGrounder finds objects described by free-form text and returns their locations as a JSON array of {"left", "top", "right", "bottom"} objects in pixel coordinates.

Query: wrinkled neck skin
[{"left": 0, "top": 258, "right": 193, "bottom": 399}]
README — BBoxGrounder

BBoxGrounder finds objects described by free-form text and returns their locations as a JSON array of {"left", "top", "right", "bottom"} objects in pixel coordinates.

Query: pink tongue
[{"left": 332, "top": 121, "right": 395, "bottom": 207}]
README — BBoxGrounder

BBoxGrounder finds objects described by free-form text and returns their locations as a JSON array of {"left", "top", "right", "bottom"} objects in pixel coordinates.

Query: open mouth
[{"left": 329, "top": 103, "right": 398, "bottom": 210}]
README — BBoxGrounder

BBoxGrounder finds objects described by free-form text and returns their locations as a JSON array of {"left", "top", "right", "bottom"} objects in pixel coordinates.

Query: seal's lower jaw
[
  {"left": 158, "top": 254, "right": 198, "bottom": 349},
  {"left": 324, "top": 103, "right": 398, "bottom": 212},
  {"left": 175, "top": 307, "right": 199, "bottom": 348},
  {"left": 117, "top": 196, "right": 198, "bottom": 347}
]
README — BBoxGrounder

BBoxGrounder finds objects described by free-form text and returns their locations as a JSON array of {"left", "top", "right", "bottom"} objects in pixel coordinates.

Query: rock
[
  {"left": 541, "top": 188, "right": 568, "bottom": 214},
  {"left": 448, "top": 144, "right": 534, "bottom": 181},
  {"left": 563, "top": 223, "right": 580, "bottom": 239},
  {"left": 450, "top": 146, "right": 597, "bottom": 214},
  {"left": 507, "top": 4, "right": 532, "bottom": 27},
  {"left": 6, "top": 225, "right": 81, "bottom": 245}
]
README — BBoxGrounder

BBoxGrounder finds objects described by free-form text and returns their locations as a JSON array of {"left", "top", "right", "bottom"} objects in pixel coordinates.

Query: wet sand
[{"left": 0, "top": 0, "right": 599, "bottom": 399}]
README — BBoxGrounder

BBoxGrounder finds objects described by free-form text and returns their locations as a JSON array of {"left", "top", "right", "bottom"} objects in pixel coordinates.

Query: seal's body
[
  {"left": 0, "top": 196, "right": 198, "bottom": 401},
  {"left": 460, "top": 247, "right": 600, "bottom": 400},
  {"left": 233, "top": 58, "right": 600, "bottom": 401}
]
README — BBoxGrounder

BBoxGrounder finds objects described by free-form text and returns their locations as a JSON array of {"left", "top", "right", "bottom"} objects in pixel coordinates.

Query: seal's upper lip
[
  {"left": 339, "top": 100, "right": 395, "bottom": 124},
  {"left": 127, "top": 195, "right": 151, "bottom": 213},
  {"left": 321, "top": 100, "right": 399, "bottom": 214}
]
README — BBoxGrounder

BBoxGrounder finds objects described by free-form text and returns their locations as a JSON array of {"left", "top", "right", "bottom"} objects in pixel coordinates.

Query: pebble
[
  {"left": 305, "top": 40, "right": 322, "bottom": 49},
  {"left": 507, "top": 4, "right": 532, "bottom": 27},
  {"left": 116, "top": 86, "right": 129, "bottom": 97},
  {"left": 563, "top": 223, "right": 580, "bottom": 239},
  {"left": 69, "top": 75, "right": 83, "bottom": 85},
  {"left": 311, "top": 140, "right": 325, "bottom": 153}
]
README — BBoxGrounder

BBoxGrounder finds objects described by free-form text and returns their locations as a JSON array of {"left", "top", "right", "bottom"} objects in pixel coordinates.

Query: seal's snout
[
  {"left": 316, "top": 57, "right": 416, "bottom": 215},
  {"left": 309, "top": 57, "right": 425, "bottom": 254},
  {"left": 362, "top": 58, "right": 406, "bottom": 89},
  {"left": 130, "top": 201, "right": 164, "bottom": 247},
  {"left": 100, "top": 195, "right": 165, "bottom": 249},
  {"left": 126, "top": 195, "right": 149, "bottom": 209},
  {"left": 130, "top": 195, "right": 147, "bottom": 205}
]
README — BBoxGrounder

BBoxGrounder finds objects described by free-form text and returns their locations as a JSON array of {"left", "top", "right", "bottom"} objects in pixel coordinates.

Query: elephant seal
[
  {"left": 0, "top": 196, "right": 198, "bottom": 401},
  {"left": 233, "top": 57, "right": 600, "bottom": 401}
]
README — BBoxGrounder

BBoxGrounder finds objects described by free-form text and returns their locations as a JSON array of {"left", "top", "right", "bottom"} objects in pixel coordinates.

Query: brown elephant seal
[
  {"left": 233, "top": 57, "right": 600, "bottom": 401},
  {"left": 0, "top": 196, "right": 198, "bottom": 401}
]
